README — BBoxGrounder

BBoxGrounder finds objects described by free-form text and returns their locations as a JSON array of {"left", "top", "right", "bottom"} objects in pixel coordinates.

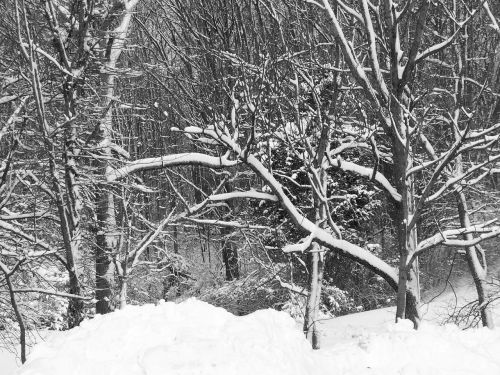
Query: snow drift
[
  {"left": 17, "top": 299, "right": 318, "bottom": 375},
  {"left": 16, "top": 298, "right": 500, "bottom": 375}
]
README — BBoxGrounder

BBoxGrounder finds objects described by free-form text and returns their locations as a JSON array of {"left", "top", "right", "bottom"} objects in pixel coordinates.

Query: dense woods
[{"left": 1, "top": 0, "right": 499, "bottom": 359}]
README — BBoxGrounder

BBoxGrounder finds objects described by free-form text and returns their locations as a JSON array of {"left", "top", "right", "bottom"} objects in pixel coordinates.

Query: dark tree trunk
[
  {"left": 221, "top": 182, "right": 239, "bottom": 280},
  {"left": 222, "top": 231, "right": 239, "bottom": 281},
  {"left": 392, "top": 139, "right": 421, "bottom": 328},
  {"left": 95, "top": 190, "right": 117, "bottom": 314}
]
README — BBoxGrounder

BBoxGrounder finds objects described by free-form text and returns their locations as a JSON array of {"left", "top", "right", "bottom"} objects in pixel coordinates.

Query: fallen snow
[
  {"left": 1, "top": 349, "right": 18, "bottom": 375},
  {"left": 319, "top": 316, "right": 500, "bottom": 375},
  {"left": 13, "top": 297, "right": 500, "bottom": 375}
]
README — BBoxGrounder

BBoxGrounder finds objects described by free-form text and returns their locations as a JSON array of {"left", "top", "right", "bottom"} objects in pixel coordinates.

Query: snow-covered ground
[
  {"left": 4, "top": 280, "right": 500, "bottom": 375},
  {"left": 0, "top": 349, "right": 19, "bottom": 375}
]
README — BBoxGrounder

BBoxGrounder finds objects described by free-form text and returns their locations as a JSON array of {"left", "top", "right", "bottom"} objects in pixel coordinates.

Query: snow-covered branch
[
  {"left": 107, "top": 153, "right": 239, "bottom": 182},
  {"left": 130, "top": 210, "right": 174, "bottom": 268},
  {"left": 275, "top": 276, "right": 309, "bottom": 296},
  {"left": 414, "top": 6, "right": 480, "bottom": 65},
  {"left": 324, "top": 154, "right": 402, "bottom": 202},
  {"left": 484, "top": 1, "right": 500, "bottom": 36},
  {"left": 8, "top": 289, "right": 92, "bottom": 300},
  {"left": 283, "top": 232, "right": 316, "bottom": 253},
  {"left": 184, "top": 218, "right": 269, "bottom": 230},
  {"left": 426, "top": 153, "right": 500, "bottom": 202},
  {"left": 412, "top": 220, "right": 500, "bottom": 262},
  {"left": 0, "top": 211, "right": 59, "bottom": 222},
  {"left": 208, "top": 191, "right": 278, "bottom": 202},
  {"left": 0, "top": 96, "right": 29, "bottom": 143}
]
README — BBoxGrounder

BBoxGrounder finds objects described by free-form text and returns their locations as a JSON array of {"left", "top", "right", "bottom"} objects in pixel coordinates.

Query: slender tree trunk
[
  {"left": 173, "top": 227, "right": 179, "bottom": 254},
  {"left": 304, "top": 163, "right": 328, "bottom": 347},
  {"left": 303, "top": 245, "right": 324, "bottom": 349},
  {"left": 221, "top": 182, "right": 239, "bottom": 280},
  {"left": 222, "top": 229, "right": 239, "bottom": 281},
  {"left": 118, "top": 276, "right": 127, "bottom": 310},
  {"left": 489, "top": 42, "right": 500, "bottom": 123},
  {"left": 456, "top": 190, "right": 494, "bottom": 328},
  {"left": 3, "top": 271, "right": 26, "bottom": 363}
]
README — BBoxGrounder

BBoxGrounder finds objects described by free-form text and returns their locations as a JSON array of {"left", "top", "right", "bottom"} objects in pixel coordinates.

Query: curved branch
[{"left": 107, "top": 153, "right": 239, "bottom": 182}]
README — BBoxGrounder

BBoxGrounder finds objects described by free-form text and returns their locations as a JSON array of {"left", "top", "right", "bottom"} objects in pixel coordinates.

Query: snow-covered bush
[{"left": 196, "top": 271, "right": 289, "bottom": 316}]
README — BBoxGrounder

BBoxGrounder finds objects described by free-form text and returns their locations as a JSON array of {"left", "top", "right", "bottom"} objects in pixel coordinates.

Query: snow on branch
[
  {"left": 21, "top": 43, "right": 77, "bottom": 77},
  {"left": 8, "top": 289, "right": 92, "bottom": 300},
  {"left": 483, "top": 1, "right": 500, "bottom": 36},
  {"left": 412, "top": 220, "right": 500, "bottom": 264},
  {"left": 0, "top": 211, "right": 59, "bottom": 222},
  {"left": 130, "top": 210, "right": 175, "bottom": 268},
  {"left": 414, "top": 6, "right": 481, "bottom": 65},
  {"left": 184, "top": 218, "right": 269, "bottom": 230},
  {"left": 208, "top": 191, "right": 278, "bottom": 202},
  {"left": 360, "top": 0, "right": 389, "bottom": 102},
  {"left": 465, "top": 122, "right": 500, "bottom": 140},
  {"left": 318, "top": 0, "right": 382, "bottom": 109},
  {"left": 0, "top": 96, "right": 29, "bottom": 143},
  {"left": 275, "top": 276, "right": 309, "bottom": 296},
  {"left": 283, "top": 232, "right": 315, "bottom": 253},
  {"left": 107, "top": 153, "right": 239, "bottom": 182},
  {"left": 426, "top": 153, "right": 500, "bottom": 202},
  {"left": 325, "top": 154, "right": 402, "bottom": 202}
]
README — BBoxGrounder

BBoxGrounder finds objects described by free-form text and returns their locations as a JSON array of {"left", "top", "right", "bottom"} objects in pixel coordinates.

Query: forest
[{"left": 1, "top": 0, "right": 500, "bottom": 367}]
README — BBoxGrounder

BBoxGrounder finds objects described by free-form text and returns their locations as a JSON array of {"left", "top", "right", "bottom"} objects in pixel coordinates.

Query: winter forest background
[{"left": 1, "top": 0, "right": 500, "bottom": 365}]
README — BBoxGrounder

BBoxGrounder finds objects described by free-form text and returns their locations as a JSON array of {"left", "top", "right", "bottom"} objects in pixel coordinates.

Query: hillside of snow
[{"left": 10, "top": 296, "right": 500, "bottom": 375}]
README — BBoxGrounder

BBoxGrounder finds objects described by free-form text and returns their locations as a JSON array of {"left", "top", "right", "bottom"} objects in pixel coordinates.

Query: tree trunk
[
  {"left": 221, "top": 182, "right": 239, "bottom": 280},
  {"left": 94, "top": 1, "right": 137, "bottom": 314},
  {"left": 489, "top": 42, "right": 500, "bottom": 123},
  {"left": 173, "top": 226, "right": 179, "bottom": 254},
  {"left": 118, "top": 276, "right": 127, "bottom": 310},
  {"left": 95, "top": 189, "right": 117, "bottom": 314},
  {"left": 222, "top": 231, "right": 239, "bottom": 281},
  {"left": 393, "top": 141, "right": 421, "bottom": 328},
  {"left": 303, "top": 244, "right": 324, "bottom": 349}
]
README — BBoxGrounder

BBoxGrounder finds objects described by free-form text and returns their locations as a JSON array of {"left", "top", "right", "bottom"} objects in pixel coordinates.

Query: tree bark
[
  {"left": 221, "top": 182, "right": 240, "bottom": 280},
  {"left": 118, "top": 276, "right": 127, "bottom": 310},
  {"left": 393, "top": 139, "right": 421, "bottom": 328},
  {"left": 303, "top": 245, "right": 324, "bottom": 349},
  {"left": 95, "top": 190, "right": 117, "bottom": 314},
  {"left": 222, "top": 230, "right": 239, "bottom": 281}
]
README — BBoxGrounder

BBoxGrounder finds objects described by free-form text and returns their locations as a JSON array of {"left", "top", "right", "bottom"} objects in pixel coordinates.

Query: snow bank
[
  {"left": 16, "top": 298, "right": 500, "bottom": 375},
  {"left": 18, "top": 299, "right": 318, "bottom": 375}
]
